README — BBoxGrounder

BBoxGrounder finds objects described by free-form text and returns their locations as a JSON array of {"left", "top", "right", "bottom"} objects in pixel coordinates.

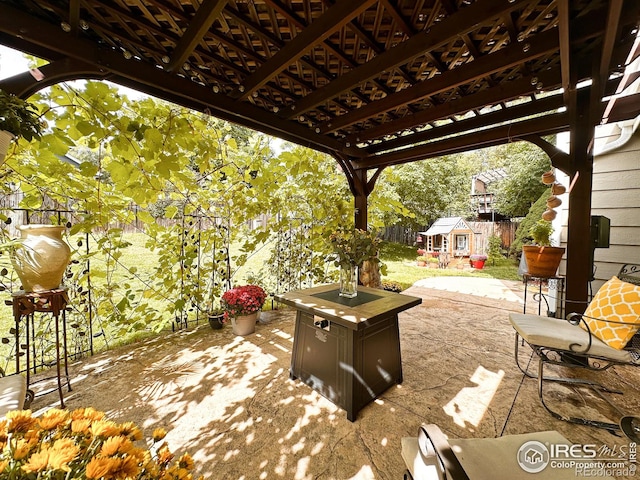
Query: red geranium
[{"left": 221, "top": 285, "right": 267, "bottom": 319}]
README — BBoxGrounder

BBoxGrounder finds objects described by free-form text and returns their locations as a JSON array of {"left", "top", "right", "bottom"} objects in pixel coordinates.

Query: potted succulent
[
  {"left": 221, "top": 284, "right": 267, "bottom": 336},
  {"left": 469, "top": 254, "right": 487, "bottom": 269},
  {"left": 416, "top": 255, "right": 428, "bottom": 267},
  {"left": 522, "top": 219, "right": 565, "bottom": 277},
  {"left": 427, "top": 256, "right": 439, "bottom": 268},
  {"left": 0, "top": 89, "right": 43, "bottom": 163}
]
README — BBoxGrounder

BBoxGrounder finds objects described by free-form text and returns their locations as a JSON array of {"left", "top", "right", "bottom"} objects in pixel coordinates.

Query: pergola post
[
  {"left": 565, "top": 126, "right": 595, "bottom": 313},
  {"left": 353, "top": 169, "right": 368, "bottom": 231}
]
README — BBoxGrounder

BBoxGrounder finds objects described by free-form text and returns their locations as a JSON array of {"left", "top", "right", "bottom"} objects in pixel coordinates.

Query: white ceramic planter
[{"left": 11, "top": 224, "right": 71, "bottom": 292}]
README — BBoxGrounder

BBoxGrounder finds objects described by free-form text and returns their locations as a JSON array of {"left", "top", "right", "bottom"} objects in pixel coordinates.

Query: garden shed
[{"left": 419, "top": 216, "right": 476, "bottom": 257}]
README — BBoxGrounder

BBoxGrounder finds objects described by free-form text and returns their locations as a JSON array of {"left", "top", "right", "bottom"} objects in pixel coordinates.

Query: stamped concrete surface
[{"left": 29, "top": 278, "right": 640, "bottom": 480}]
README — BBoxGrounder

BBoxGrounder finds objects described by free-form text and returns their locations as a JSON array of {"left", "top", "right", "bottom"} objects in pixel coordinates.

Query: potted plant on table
[
  {"left": 0, "top": 89, "right": 43, "bottom": 164},
  {"left": 221, "top": 284, "right": 267, "bottom": 336},
  {"left": 328, "top": 227, "right": 381, "bottom": 297}
]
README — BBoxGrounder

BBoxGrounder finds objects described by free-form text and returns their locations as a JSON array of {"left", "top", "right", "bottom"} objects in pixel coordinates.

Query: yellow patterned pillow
[{"left": 581, "top": 276, "right": 640, "bottom": 350}]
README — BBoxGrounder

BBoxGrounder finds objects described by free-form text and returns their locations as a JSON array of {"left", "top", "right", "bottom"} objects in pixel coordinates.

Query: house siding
[{"left": 585, "top": 128, "right": 640, "bottom": 291}]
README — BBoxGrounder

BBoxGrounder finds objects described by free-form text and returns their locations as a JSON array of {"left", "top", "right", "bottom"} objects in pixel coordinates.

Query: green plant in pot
[
  {"left": 0, "top": 89, "right": 43, "bottom": 163},
  {"left": 522, "top": 219, "right": 565, "bottom": 277}
]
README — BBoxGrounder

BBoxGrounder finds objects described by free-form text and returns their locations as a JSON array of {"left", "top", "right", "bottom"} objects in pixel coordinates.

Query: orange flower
[
  {"left": 20, "top": 449, "right": 49, "bottom": 473},
  {"left": 91, "top": 420, "right": 119, "bottom": 438},
  {"left": 47, "top": 438, "right": 79, "bottom": 471},
  {"left": 71, "top": 407, "right": 104, "bottom": 422},
  {"left": 71, "top": 418, "right": 91, "bottom": 434},
  {"left": 12, "top": 438, "right": 35, "bottom": 460},
  {"left": 100, "top": 435, "right": 133, "bottom": 456},
  {"left": 156, "top": 444, "right": 174, "bottom": 466},
  {"left": 86, "top": 457, "right": 118, "bottom": 479},
  {"left": 6, "top": 410, "right": 37, "bottom": 434},
  {"left": 110, "top": 455, "right": 140, "bottom": 479},
  {"left": 152, "top": 428, "right": 167, "bottom": 442},
  {"left": 38, "top": 408, "right": 69, "bottom": 430}
]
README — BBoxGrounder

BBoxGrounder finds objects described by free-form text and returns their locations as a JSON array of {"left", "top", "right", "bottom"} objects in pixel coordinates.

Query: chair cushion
[
  {"left": 509, "top": 313, "right": 634, "bottom": 364},
  {"left": 581, "top": 276, "right": 640, "bottom": 350},
  {"left": 0, "top": 375, "right": 27, "bottom": 417}
]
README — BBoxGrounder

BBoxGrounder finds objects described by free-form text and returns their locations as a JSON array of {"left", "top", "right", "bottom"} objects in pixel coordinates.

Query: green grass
[{"left": 379, "top": 241, "right": 520, "bottom": 291}]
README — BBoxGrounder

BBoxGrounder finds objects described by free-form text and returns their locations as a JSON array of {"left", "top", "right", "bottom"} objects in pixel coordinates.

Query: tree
[
  {"left": 485, "top": 141, "right": 552, "bottom": 218},
  {"left": 388, "top": 156, "right": 474, "bottom": 229}
]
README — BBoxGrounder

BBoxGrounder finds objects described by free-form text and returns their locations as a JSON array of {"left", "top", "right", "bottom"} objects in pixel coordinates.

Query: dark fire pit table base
[{"left": 275, "top": 284, "right": 421, "bottom": 421}]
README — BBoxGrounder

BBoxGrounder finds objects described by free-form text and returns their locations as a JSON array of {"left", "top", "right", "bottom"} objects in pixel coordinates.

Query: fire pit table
[{"left": 275, "top": 284, "right": 421, "bottom": 421}]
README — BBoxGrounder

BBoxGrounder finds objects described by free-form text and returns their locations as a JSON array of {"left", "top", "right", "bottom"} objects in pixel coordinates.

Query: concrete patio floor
[{"left": 29, "top": 278, "right": 640, "bottom": 479}]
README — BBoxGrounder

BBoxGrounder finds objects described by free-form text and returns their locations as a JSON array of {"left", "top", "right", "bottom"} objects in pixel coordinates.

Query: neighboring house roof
[
  {"left": 473, "top": 168, "right": 507, "bottom": 186},
  {"left": 419, "top": 217, "right": 472, "bottom": 236}
]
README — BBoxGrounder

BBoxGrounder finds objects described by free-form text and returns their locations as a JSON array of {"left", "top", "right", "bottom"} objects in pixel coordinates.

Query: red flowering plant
[{"left": 221, "top": 285, "right": 267, "bottom": 319}]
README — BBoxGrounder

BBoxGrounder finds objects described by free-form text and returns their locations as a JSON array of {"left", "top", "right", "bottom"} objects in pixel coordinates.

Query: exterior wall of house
[
  {"left": 589, "top": 126, "right": 640, "bottom": 291},
  {"left": 557, "top": 122, "right": 640, "bottom": 294}
]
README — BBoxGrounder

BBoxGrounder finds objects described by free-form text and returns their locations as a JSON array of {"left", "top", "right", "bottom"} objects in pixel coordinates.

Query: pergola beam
[
  {"left": 234, "top": 0, "right": 377, "bottom": 100},
  {"left": 285, "top": 0, "right": 530, "bottom": 118},
  {"left": 166, "top": 0, "right": 228, "bottom": 73},
  {"left": 322, "top": 27, "right": 560, "bottom": 134},
  {"left": 354, "top": 112, "right": 569, "bottom": 169}
]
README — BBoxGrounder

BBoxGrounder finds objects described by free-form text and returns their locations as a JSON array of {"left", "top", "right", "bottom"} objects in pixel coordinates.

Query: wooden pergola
[{"left": 1, "top": 0, "right": 639, "bottom": 310}]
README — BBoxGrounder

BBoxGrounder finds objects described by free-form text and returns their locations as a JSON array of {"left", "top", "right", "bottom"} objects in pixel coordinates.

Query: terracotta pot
[
  {"left": 551, "top": 183, "right": 566, "bottom": 195},
  {"left": 522, "top": 245, "right": 565, "bottom": 277},
  {"left": 541, "top": 171, "right": 556, "bottom": 184},
  {"left": 541, "top": 209, "right": 557, "bottom": 221},
  {"left": 11, "top": 224, "right": 71, "bottom": 292},
  {"left": 231, "top": 312, "right": 258, "bottom": 335},
  {"left": 546, "top": 195, "right": 562, "bottom": 208}
]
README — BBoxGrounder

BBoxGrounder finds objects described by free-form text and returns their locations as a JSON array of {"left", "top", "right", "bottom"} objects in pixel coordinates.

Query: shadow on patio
[{"left": 29, "top": 279, "right": 640, "bottom": 479}]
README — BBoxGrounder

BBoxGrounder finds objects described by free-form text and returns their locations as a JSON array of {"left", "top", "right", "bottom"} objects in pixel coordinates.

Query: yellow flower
[
  {"left": 38, "top": 408, "right": 69, "bottom": 430},
  {"left": 13, "top": 438, "right": 35, "bottom": 460},
  {"left": 178, "top": 453, "right": 194, "bottom": 470},
  {"left": 71, "top": 418, "right": 91, "bottom": 434},
  {"left": 152, "top": 428, "right": 167, "bottom": 442},
  {"left": 48, "top": 438, "right": 80, "bottom": 471},
  {"left": 21, "top": 449, "right": 49, "bottom": 473},
  {"left": 72, "top": 407, "right": 104, "bottom": 422},
  {"left": 100, "top": 435, "right": 133, "bottom": 456},
  {"left": 0, "top": 459, "right": 8, "bottom": 471},
  {"left": 86, "top": 457, "right": 118, "bottom": 479},
  {"left": 6, "top": 410, "right": 36, "bottom": 434},
  {"left": 91, "top": 419, "right": 119, "bottom": 438},
  {"left": 120, "top": 421, "right": 143, "bottom": 441}
]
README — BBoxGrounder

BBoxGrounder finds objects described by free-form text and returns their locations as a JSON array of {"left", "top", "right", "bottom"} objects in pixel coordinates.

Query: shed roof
[{"left": 419, "top": 217, "right": 472, "bottom": 236}]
